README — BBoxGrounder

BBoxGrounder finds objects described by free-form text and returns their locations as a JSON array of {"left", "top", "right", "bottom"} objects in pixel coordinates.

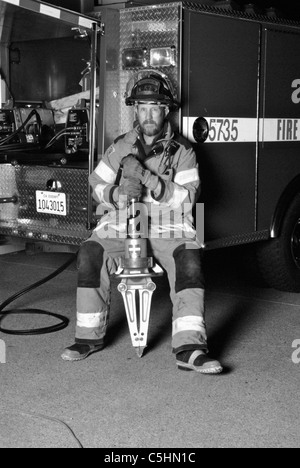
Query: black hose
[
  {"left": 0, "top": 143, "right": 41, "bottom": 152},
  {"left": 0, "top": 253, "right": 77, "bottom": 335},
  {"left": 43, "top": 127, "right": 77, "bottom": 150},
  {"left": 0, "top": 126, "right": 77, "bottom": 154},
  {"left": 0, "top": 109, "right": 42, "bottom": 147}
]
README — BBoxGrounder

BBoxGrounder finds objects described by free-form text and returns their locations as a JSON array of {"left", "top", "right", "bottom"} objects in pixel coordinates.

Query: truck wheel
[{"left": 256, "top": 194, "right": 300, "bottom": 292}]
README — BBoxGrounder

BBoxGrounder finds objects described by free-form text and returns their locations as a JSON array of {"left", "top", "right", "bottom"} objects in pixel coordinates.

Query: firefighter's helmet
[{"left": 125, "top": 71, "right": 178, "bottom": 109}]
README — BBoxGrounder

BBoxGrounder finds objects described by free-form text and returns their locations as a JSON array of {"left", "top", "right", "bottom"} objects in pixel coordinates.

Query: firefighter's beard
[{"left": 140, "top": 120, "right": 161, "bottom": 137}]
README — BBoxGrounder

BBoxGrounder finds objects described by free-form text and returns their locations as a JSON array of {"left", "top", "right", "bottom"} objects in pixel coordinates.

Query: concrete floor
[{"left": 0, "top": 245, "right": 299, "bottom": 448}]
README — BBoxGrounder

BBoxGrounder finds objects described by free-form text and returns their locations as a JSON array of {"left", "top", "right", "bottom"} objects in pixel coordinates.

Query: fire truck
[{"left": 1, "top": 0, "right": 300, "bottom": 292}]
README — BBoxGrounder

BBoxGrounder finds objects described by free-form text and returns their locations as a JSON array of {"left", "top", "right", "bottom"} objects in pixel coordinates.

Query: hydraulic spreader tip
[{"left": 115, "top": 197, "right": 163, "bottom": 357}]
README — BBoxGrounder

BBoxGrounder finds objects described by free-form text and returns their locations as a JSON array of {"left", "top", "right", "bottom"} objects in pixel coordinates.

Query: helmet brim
[{"left": 126, "top": 96, "right": 179, "bottom": 109}]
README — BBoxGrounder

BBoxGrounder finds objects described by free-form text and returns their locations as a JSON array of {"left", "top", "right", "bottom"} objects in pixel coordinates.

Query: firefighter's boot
[
  {"left": 61, "top": 343, "right": 104, "bottom": 361},
  {"left": 176, "top": 350, "right": 223, "bottom": 374}
]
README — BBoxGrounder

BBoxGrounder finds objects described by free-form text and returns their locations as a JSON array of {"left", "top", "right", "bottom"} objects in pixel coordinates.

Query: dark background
[
  {"left": 46, "top": 0, "right": 300, "bottom": 20},
  {"left": 236, "top": 0, "right": 300, "bottom": 19}
]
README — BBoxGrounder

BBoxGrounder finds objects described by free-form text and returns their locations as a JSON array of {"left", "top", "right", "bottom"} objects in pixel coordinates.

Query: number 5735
[{"left": 208, "top": 118, "right": 239, "bottom": 142}]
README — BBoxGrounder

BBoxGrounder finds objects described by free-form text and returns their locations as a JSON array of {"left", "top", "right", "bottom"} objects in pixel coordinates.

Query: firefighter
[{"left": 61, "top": 73, "right": 223, "bottom": 374}]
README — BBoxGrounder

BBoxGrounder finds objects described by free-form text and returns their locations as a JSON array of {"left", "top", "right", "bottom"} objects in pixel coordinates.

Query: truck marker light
[
  {"left": 192, "top": 117, "right": 209, "bottom": 143},
  {"left": 150, "top": 46, "right": 176, "bottom": 68},
  {"left": 122, "top": 48, "right": 147, "bottom": 70}
]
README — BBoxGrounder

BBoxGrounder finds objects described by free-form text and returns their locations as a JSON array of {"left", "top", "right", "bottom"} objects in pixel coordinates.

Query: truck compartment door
[
  {"left": 182, "top": 11, "right": 261, "bottom": 244},
  {"left": 257, "top": 28, "right": 300, "bottom": 231}
]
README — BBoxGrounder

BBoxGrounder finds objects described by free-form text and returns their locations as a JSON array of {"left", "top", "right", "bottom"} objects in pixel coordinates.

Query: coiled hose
[{"left": 0, "top": 253, "right": 77, "bottom": 335}]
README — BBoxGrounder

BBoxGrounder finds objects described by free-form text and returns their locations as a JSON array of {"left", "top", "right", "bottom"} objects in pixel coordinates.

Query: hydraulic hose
[
  {"left": 0, "top": 128, "right": 80, "bottom": 155},
  {"left": 0, "top": 109, "right": 42, "bottom": 147},
  {"left": 0, "top": 143, "right": 41, "bottom": 152},
  {"left": 0, "top": 253, "right": 77, "bottom": 335},
  {"left": 43, "top": 127, "right": 76, "bottom": 150}
]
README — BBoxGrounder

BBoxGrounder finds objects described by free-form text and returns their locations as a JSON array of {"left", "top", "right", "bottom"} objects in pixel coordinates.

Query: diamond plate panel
[
  {"left": 205, "top": 230, "right": 270, "bottom": 250},
  {"left": 119, "top": 3, "right": 180, "bottom": 135},
  {"left": 0, "top": 165, "right": 19, "bottom": 224},
  {"left": 0, "top": 165, "right": 91, "bottom": 245}
]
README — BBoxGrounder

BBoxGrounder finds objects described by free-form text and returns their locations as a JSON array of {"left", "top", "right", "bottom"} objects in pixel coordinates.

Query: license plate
[{"left": 36, "top": 191, "right": 67, "bottom": 216}]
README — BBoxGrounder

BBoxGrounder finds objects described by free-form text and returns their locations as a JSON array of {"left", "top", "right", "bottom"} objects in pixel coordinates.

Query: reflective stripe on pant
[
  {"left": 74, "top": 233, "right": 207, "bottom": 353},
  {"left": 172, "top": 289, "right": 207, "bottom": 354},
  {"left": 152, "top": 242, "right": 207, "bottom": 354},
  {"left": 75, "top": 239, "right": 120, "bottom": 345}
]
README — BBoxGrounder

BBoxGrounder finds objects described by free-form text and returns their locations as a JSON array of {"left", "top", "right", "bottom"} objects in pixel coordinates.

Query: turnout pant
[{"left": 75, "top": 233, "right": 207, "bottom": 354}]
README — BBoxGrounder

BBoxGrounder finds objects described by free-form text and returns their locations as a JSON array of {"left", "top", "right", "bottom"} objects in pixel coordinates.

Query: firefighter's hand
[
  {"left": 118, "top": 177, "right": 143, "bottom": 199},
  {"left": 122, "top": 155, "right": 159, "bottom": 191},
  {"left": 122, "top": 155, "right": 145, "bottom": 180}
]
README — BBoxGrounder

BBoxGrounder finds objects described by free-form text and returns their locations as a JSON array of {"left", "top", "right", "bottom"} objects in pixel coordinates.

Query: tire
[
  {"left": 237, "top": 244, "right": 269, "bottom": 288},
  {"left": 256, "top": 193, "right": 300, "bottom": 292}
]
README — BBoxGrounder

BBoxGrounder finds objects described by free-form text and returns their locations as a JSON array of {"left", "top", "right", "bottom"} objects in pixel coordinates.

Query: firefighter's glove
[
  {"left": 122, "top": 155, "right": 159, "bottom": 191},
  {"left": 118, "top": 177, "right": 142, "bottom": 200}
]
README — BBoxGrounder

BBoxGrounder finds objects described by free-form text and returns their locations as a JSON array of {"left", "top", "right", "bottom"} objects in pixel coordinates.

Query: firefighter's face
[{"left": 136, "top": 103, "right": 169, "bottom": 137}]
